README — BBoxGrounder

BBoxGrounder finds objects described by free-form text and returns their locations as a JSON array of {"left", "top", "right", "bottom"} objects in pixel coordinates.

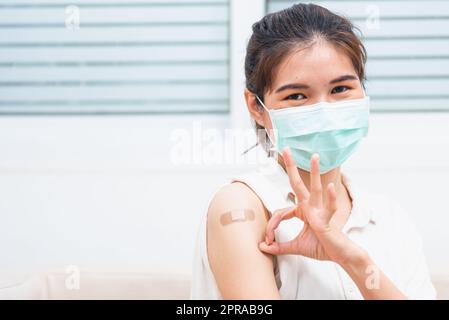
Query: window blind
[
  {"left": 267, "top": 0, "right": 449, "bottom": 112},
  {"left": 0, "top": 0, "right": 229, "bottom": 114}
]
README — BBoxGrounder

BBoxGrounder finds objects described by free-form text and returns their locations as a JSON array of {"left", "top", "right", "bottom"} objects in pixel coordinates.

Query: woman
[{"left": 191, "top": 3, "right": 436, "bottom": 299}]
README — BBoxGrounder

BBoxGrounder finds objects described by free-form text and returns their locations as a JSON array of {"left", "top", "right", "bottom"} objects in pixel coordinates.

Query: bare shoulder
[
  {"left": 206, "top": 181, "right": 269, "bottom": 229},
  {"left": 206, "top": 182, "right": 279, "bottom": 299}
]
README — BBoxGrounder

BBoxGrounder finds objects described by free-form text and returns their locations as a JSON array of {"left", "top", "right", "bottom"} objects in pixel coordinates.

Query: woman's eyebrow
[
  {"left": 274, "top": 75, "right": 358, "bottom": 93},
  {"left": 274, "top": 83, "right": 309, "bottom": 93},
  {"left": 329, "top": 75, "right": 358, "bottom": 84}
]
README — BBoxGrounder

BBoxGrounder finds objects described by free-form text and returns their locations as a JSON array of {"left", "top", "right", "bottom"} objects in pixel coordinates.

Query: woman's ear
[{"left": 244, "top": 89, "right": 265, "bottom": 127}]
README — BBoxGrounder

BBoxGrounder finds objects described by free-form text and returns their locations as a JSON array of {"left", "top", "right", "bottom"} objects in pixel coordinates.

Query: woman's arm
[
  {"left": 207, "top": 182, "right": 281, "bottom": 299},
  {"left": 340, "top": 251, "right": 406, "bottom": 300}
]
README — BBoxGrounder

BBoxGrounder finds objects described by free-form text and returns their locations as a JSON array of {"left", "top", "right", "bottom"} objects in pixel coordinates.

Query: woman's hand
[
  {"left": 259, "top": 147, "right": 407, "bottom": 299},
  {"left": 259, "top": 147, "right": 366, "bottom": 265}
]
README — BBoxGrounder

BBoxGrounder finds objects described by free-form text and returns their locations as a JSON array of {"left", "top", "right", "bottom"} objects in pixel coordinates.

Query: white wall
[{"left": 0, "top": 112, "right": 448, "bottom": 282}]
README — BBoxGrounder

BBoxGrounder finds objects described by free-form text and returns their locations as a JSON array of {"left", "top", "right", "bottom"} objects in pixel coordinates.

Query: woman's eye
[
  {"left": 331, "top": 86, "right": 350, "bottom": 94},
  {"left": 285, "top": 93, "right": 306, "bottom": 100}
]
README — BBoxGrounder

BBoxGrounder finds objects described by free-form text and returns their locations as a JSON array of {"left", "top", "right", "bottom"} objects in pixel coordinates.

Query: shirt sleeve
[{"left": 390, "top": 200, "right": 437, "bottom": 300}]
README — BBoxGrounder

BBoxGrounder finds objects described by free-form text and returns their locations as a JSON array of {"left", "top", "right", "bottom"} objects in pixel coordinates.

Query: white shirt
[{"left": 190, "top": 156, "right": 436, "bottom": 299}]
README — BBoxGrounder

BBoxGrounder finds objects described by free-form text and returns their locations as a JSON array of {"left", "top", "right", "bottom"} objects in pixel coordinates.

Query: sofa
[{"left": 0, "top": 271, "right": 447, "bottom": 299}]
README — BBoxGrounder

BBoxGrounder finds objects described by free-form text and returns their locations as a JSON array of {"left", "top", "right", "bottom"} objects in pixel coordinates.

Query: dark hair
[{"left": 244, "top": 3, "right": 367, "bottom": 153}]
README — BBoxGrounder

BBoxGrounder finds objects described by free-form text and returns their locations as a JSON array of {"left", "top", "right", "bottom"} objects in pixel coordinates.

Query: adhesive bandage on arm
[{"left": 219, "top": 209, "right": 256, "bottom": 226}]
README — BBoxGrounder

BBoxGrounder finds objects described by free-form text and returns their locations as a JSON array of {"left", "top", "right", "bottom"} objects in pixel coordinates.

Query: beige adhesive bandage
[{"left": 219, "top": 209, "right": 255, "bottom": 226}]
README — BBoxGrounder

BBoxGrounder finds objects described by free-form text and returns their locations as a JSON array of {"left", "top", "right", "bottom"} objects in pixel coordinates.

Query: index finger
[
  {"left": 266, "top": 206, "right": 296, "bottom": 245},
  {"left": 282, "top": 147, "right": 310, "bottom": 202}
]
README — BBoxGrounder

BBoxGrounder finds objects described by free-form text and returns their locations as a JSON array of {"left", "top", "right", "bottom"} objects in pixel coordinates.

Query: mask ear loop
[{"left": 254, "top": 95, "right": 278, "bottom": 160}]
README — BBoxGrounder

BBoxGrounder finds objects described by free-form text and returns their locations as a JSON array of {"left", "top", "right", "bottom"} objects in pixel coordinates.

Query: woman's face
[{"left": 246, "top": 40, "right": 365, "bottom": 134}]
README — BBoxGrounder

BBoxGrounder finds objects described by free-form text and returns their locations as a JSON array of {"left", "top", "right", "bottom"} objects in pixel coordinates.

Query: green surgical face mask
[{"left": 255, "top": 95, "right": 370, "bottom": 173}]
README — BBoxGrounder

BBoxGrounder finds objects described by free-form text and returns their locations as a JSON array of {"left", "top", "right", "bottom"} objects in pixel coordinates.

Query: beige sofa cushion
[
  {"left": 433, "top": 275, "right": 449, "bottom": 300},
  {"left": 0, "top": 271, "right": 448, "bottom": 299},
  {"left": 0, "top": 271, "right": 191, "bottom": 300},
  {"left": 0, "top": 273, "right": 48, "bottom": 300}
]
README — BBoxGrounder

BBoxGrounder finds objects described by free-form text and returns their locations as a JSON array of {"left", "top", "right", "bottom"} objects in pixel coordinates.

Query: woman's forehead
[{"left": 272, "top": 42, "right": 357, "bottom": 89}]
